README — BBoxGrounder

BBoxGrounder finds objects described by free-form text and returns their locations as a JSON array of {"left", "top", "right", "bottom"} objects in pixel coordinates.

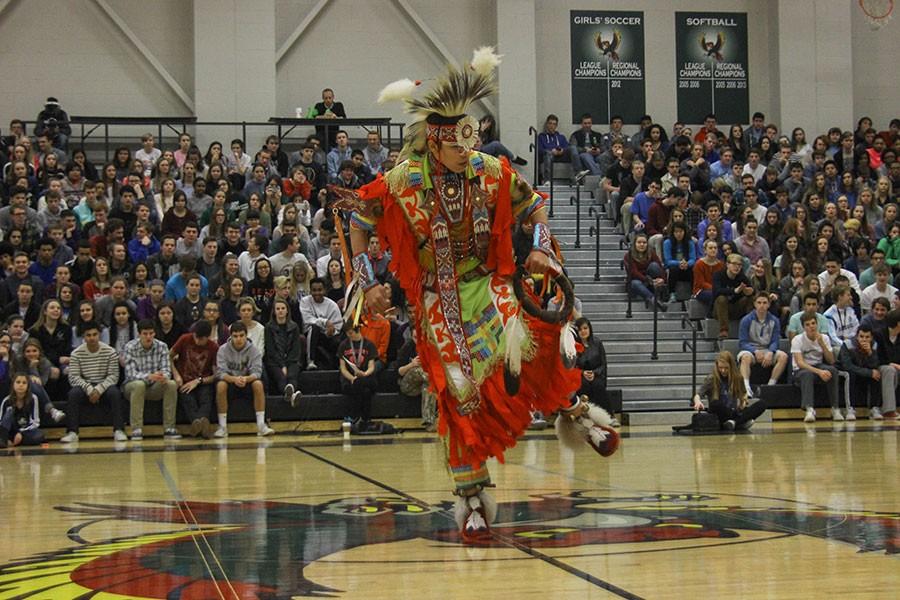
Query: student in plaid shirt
[{"left": 123, "top": 319, "right": 180, "bottom": 441}]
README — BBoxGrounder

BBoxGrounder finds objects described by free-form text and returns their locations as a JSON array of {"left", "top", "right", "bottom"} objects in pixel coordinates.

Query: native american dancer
[{"left": 341, "top": 48, "right": 619, "bottom": 542}]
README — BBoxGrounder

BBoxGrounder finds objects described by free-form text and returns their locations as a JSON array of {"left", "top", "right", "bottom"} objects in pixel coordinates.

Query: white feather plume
[
  {"left": 585, "top": 404, "right": 614, "bottom": 428},
  {"left": 479, "top": 490, "right": 497, "bottom": 524},
  {"left": 555, "top": 413, "right": 585, "bottom": 451},
  {"left": 504, "top": 313, "right": 526, "bottom": 376},
  {"left": 471, "top": 46, "right": 502, "bottom": 76},
  {"left": 453, "top": 496, "right": 469, "bottom": 529},
  {"left": 560, "top": 322, "right": 577, "bottom": 363},
  {"left": 377, "top": 78, "right": 420, "bottom": 104}
]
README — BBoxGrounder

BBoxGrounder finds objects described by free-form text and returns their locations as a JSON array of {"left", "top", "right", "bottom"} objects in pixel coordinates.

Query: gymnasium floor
[{"left": 0, "top": 420, "right": 898, "bottom": 599}]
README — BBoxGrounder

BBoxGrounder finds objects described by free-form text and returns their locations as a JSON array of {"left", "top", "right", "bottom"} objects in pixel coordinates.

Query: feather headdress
[{"left": 376, "top": 46, "right": 502, "bottom": 158}]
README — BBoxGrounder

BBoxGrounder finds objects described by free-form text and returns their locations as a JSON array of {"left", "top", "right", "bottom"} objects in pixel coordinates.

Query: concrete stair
[{"left": 538, "top": 182, "right": 717, "bottom": 425}]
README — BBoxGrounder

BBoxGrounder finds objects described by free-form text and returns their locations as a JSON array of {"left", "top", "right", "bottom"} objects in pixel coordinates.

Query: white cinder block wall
[{"left": 0, "top": 0, "right": 894, "bottom": 158}]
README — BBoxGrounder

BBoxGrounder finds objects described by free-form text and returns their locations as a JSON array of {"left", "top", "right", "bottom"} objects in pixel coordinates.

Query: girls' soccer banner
[
  {"left": 570, "top": 10, "right": 645, "bottom": 124},
  {"left": 675, "top": 12, "right": 749, "bottom": 124}
]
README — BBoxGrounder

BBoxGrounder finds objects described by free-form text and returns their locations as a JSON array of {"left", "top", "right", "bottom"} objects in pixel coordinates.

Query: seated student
[
  {"left": 713, "top": 253, "right": 755, "bottom": 338},
  {"left": 737, "top": 292, "right": 789, "bottom": 397},
  {"left": 574, "top": 316, "right": 617, "bottom": 425},
  {"left": 60, "top": 321, "right": 126, "bottom": 443},
  {"left": 170, "top": 321, "right": 219, "bottom": 439},
  {"left": 299, "top": 277, "right": 343, "bottom": 369},
  {"left": 791, "top": 310, "right": 841, "bottom": 423},
  {"left": 173, "top": 274, "right": 206, "bottom": 331},
  {"left": 860, "top": 296, "right": 890, "bottom": 338},
  {"left": 691, "top": 350, "right": 766, "bottom": 430},
  {"left": 839, "top": 325, "right": 882, "bottom": 422},
  {"left": 236, "top": 297, "right": 265, "bottom": 355},
  {"left": 818, "top": 255, "right": 861, "bottom": 299},
  {"left": 136, "top": 280, "right": 166, "bottom": 321},
  {"left": 786, "top": 292, "right": 839, "bottom": 347},
  {"left": 122, "top": 319, "right": 180, "bottom": 441},
  {"left": 214, "top": 321, "right": 273, "bottom": 438},
  {"left": 3, "top": 280, "right": 40, "bottom": 329},
  {"left": 202, "top": 299, "right": 230, "bottom": 346},
  {"left": 15, "top": 338, "right": 65, "bottom": 417},
  {"left": 624, "top": 233, "right": 668, "bottom": 311},
  {"left": 824, "top": 285, "right": 859, "bottom": 352},
  {"left": 0, "top": 373, "right": 49, "bottom": 447},
  {"left": 396, "top": 309, "right": 436, "bottom": 432},
  {"left": 692, "top": 239, "right": 723, "bottom": 311},
  {"left": 860, "top": 264, "right": 898, "bottom": 314},
  {"left": 94, "top": 276, "right": 136, "bottom": 328},
  {"left": 662, "top": 222, "right": 696, "bottom": 302},
  {"left": 165, "top": 257, "right": 209, "bottom": 302},
  {"left": 337, "top": 323, "right": 379, "bottom": 434},
  {"left": 875, "top": 309, "right": 900, "bottom": 421},
  {"left": 264, "top": 298, "right": 304, "bottom": 407}
]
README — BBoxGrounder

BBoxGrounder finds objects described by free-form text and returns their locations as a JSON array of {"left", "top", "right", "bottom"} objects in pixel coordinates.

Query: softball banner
[
  {"left": 675, "top": 12, "right": 749, "bottom": 124},
  {"left": 570, "top": 10, "right": 645, "bottom": 124}
]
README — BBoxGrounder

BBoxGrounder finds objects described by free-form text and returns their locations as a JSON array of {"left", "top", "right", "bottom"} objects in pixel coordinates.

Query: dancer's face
[{"left": 429, "top": 140, "right": 469, "bottom": 173}]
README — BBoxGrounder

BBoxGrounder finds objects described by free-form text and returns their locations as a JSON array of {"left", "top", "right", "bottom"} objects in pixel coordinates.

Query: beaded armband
[
  {"left": 532, "top": 222, "right": 553, "bottom": 255},
  {"left": 352, "top": 252, "right": 378, "bottom": 291}
]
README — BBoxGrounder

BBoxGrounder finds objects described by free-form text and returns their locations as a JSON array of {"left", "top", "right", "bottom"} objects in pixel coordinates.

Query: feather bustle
[{"left": 471, "top": 46, "right": 502, "bottom": 76}]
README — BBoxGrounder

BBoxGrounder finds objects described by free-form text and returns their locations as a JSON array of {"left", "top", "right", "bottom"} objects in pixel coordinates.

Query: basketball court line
[
  {"left": 1, "top": 423, "right": 895, "bottom": 458},
  {"left": 156, "top": 458, "right": 238, "bottom": 600},
  {"left": 294, "top": 446, "right": 647, "bottom": 600},
  {"left": 505, "top": 459, "right": 866, "bottom": 540}
]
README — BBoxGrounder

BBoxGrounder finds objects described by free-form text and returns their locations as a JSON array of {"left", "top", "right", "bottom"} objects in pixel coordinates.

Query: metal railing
[
  {"left": 21, "top": 116, "right": 405, "bottom": 163},
  {"left": 528, "top": 126, "right": 539, "bottom": 186},
  {"left": 587, "top": 206, "right": 602, "bottom": 282},
  {"left": 682, "top": 315, "right": 702, "bottom": 397},
  {"left": 569, "top": 171, "right": 586, "bottom": 248}
]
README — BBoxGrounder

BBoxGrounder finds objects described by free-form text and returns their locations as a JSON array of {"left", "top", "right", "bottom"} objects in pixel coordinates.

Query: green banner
[
  {"left": 570, "top": 10, "right": 645, "bottom": 125},
  {"left": 675, "top": 12, "right": 749, "bottom": 124}
]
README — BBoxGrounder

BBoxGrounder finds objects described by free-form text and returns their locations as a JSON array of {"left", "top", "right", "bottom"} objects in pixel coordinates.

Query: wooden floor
[{"left": 1, "top": 420, "right": 898, "bottom": 599}]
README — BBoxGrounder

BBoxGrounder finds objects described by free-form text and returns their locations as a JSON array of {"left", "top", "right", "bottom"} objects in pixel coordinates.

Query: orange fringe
[{"left": 356, "top": 161, "right": 580, "bottom": 470}]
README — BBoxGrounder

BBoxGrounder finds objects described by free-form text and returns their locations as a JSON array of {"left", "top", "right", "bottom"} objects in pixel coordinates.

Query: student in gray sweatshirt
[{"left": 214, "top": 320, "right": 273, "bottom": 438}]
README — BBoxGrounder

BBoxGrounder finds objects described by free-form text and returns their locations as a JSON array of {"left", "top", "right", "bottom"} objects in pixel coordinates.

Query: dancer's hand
[
  {"left": 525, "top": 250, "right": 559, "bottom": 277},
  {"left": 365, "top": 283, "right": 392, "bottom": 315}
]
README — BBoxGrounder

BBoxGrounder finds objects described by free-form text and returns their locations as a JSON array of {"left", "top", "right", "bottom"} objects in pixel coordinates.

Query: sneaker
[
  {"left": 870, "top": 406, "right": 884, "bottom": 421},
  {"left": 283, "top": 383, "right": 294, "bottom": 404},
  {"left": 609, "top": 417, "right": 621, "bottom": 428},
  {"left": 529, "top": 411, "right": 548, "bottom": 430},
  {"left": 257, "top": 425, "right": 275, "bottom": 437},
  {"left": 306, "top": 361, "right": 318, "bottom": 371},
  {"left": 723, "top": 419, "right": 736, "bottom": 431},
  {"left": 845, "top": 408, "right": 857, "bottom": 421},
  {"left": 50, "top": 408, "right": 66, "bottom": 423},
  {"left": 881, "top": 410, "right": 897, "bottom": 420},
  {"left": 738, "top": 419, "right": 755, "bottom": 430},
  {"left": 213, "top": 427, "right": 228, "bottom": 438},
  {"left": 831, "top": 408, "right": 844, "bottom": 422},
  {"left": 60, "top": 431, "right": 79, "bottom": 443},
  {"left": 164, "top": 428, "right": 182, "bottom": 440},
  {"left": 290, "top": 390, "right": 303, "bottom": 408},
  {"left": 130, "top": 428, "right": 143, "bottom": 441},
  {"left": 512, "top": 156, "right": 528, "bottom": 166},
  {"left": 114, "top": 430, "right": 128, "bottom": 442},
  {"left": 803, "top": 407, "right": 816, "bottom": 423}
]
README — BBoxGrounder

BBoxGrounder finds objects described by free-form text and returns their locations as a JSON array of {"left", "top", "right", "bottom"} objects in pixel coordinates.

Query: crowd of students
[
  {"left": 600, "top": 112, "right": 899, "bottom": 425},
  {"left": 0, "top": 92, "right": 431, "bottom": 446},
  {"left": 1, "top": 99, "right": 897, "bottom": 444}
]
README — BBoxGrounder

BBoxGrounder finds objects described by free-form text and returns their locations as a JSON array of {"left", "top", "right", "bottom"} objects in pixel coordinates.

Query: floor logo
[{"left": 0, "top": 491, "right": 897, "bottom": 598}]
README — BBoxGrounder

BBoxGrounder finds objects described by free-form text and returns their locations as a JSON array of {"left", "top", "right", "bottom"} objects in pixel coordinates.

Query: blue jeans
[
  {"left": 577, "top": 151, "right": 602, "bottom": 175},
  {"left": 480, "top": 141, "right": 514, "bottom": 160}
]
